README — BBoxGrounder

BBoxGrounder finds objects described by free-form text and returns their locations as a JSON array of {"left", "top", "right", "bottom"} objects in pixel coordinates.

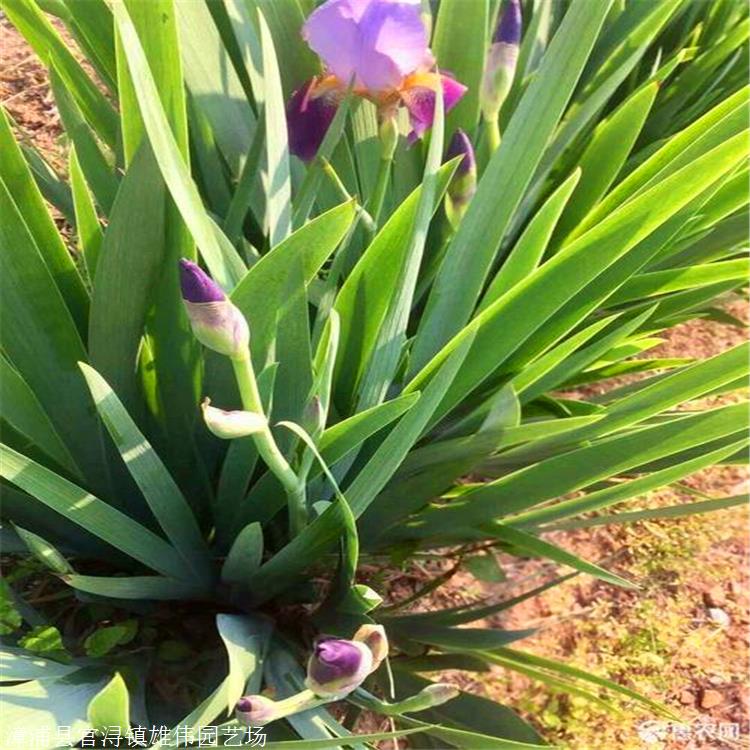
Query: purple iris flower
[
  {"left": 303, "top": 0, "right": 431, "bottom": 93},
  {"left": 287, "top": 0, "right": 466, "bottom": 161}
]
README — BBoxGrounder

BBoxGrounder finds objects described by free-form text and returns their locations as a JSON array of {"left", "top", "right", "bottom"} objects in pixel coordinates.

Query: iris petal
[
  {"left": 400, "top": 73, "right": 467, "bottom": 142},
  {"left": 286, "top": 78, "right": 340, "bottom": 162}
]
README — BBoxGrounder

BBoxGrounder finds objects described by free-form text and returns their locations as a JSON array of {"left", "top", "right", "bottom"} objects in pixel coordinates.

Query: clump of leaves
[{"left": 1, "top": 0, "right": 747, "bottom": 746}]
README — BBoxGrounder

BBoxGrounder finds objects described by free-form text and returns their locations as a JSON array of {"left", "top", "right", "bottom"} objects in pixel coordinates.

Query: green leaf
[
  {"left": 69, "top": 146, "right": 103, "bottom": 279},
  {"left": 258, "top": 9, "right": 292, "bottom": 247},
  {"left": 408, "top": 131, "right": 747, "bottom": 426},
  {"left": 0, "top": 669, "right": 109, "bottom": 750},
  {"left": 19, "top": 625, "right": 66, "bottom": 657},
  {"left": 552, "top": 493, "right": 748, "bottom": 531},
  {"left": 332, "top": 162, "right": 458, "bottom": 412},
  {"left": 13, "top": 525, "right": 72, "bottom": 575},
  {"left": 222, "top": 523, "right": 264, "bottom": 585},
  {"left": 1, "top": 444, "right": 187, "bottom": 580},
  {"left": 64, "top": 575, "right": 202, "bottom": 601},
  {"left": 248, "top": 0, "right": 318, "bottom": 95},
  {"left": 606, "top": 258, "right": 749, "bottom": 306},
  {"left": 244, "top": 500, "right": 350, "bottom": 606},
  {"left": 491, "top": 524, "right": 636, "bottom": 589},
  {"left": 87, "top": 672, "right": 130, "bottom": 736},
  {"left": 388, "top": 670, "right": 545, "bottom": 748},
  {"left": 349, "top": 333, "right": 475, "bottom": 519},
  {"left": 411, "top": 0, "right": 614, "bottom": 374},
  {"left": 176, "top": 0, "right": 257, "bottom": 180},
  {"left": 512, "top": 438, "right": 749, "bottom": 529},
  {"left": 357, "top": 84, "right": 446, "bottom": 409},
  {"left": 318, "top": 393, "right": 420, "bottom": 467},
  {"left": 264, "top": 730, "right": 425, "bottom": 749},
  {"left": 432, "top": 0, "right": 489, "bottom": 134},
  {"left": 0, "top": 648, "right": 76, "bottom": 683},
  {"left": 87, "top": 142, "right": 166, "bottom": 416},
  {"left": 0, "top": 355, "right": 80, "bottom": 476},
  {"left": 0, "top": 107, "right": 88, "bottom": 334},
  {"left": 572, "top": 86, "right": 749, "bottom": 241},
  {"left": 150, "top": 615, "right": 270, "bottom": 747},
  {"left": 49, "top": 67, "right": 118, "bottom": 214},
  {"left": 0, "top": 178, "right": 109, "bottom": 491},
  {"left": 217, "top": 614, "right": 266, "bottom": 716},
  {"left": 553, "top": 82, "right": 659, "bottom": 245},
  {"left": 479, "top": 167, "right": 582, "bottom": 310},
  {"left": 232, "top": 201, "right": 356, "bottom": 370},
  {"left": 79, "top": 363, "right": 212, "bottom": 585},
  {"left": 486, "top": 647, "right": 676, "bottom": 719},
  {"left": 465, "top": 553, "right": 505, "bottom": 583},
  {"left": 416, "top": 404, "right": 746, "bottom": 533},
  {"left": 111, "top": 0, "right": 246, "bottom": 290},
  {"left": 84, "top": 626, "right": 133, "bottom": 658},
  {"left": 393, "top": 623, "right": 535, "bottom": 652}
]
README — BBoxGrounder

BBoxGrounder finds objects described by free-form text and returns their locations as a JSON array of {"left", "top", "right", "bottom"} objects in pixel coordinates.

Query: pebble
[
  {"left": 707, "top": 607, "right": 731, "bottom": 626},
  {"left": 678, "top": 690, "right": 694, "bottom": 705},
  {"left": 700, "top": 689, "right": 723, "bottom": 709}
]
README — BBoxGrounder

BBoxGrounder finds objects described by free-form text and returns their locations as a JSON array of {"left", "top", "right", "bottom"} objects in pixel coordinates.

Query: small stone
[
  {"left": 703, "top": 586, "right": 727, "bottom": 608},
  {"left": 707, "top": 607, "right": 731, "bottom": 626},
  {"left": 700, "top": 689, "right": 723, "bottom": 709},
  {"left": 678, "top": 690, "right": 694, "bottom": 705}
]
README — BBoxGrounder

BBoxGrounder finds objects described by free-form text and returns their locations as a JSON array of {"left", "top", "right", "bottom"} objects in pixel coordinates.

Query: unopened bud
[
  {"left": 445, "top": 129, "right": 476, "bottom": 228},
  {"left": 481, "top": 0, "right": 522, "bottom": 120},
  {"left": 179, "top": 259, "right": 249, "bottom": 358},
  {"left": 235, "top": 695, "right": 279, "bottom": 726},
  {"left": 201, "top": 398, "right": 266, "bottom": 439},
  {"left": 378, "top": 115, "right": 399, "bottom": 161},
  {"left": 305, "top": 637, "right": 373, "bottom": 697},
  {"left": 352, "top": 624, "right": 389, "bottom": 673},
  {"left": 301, "top": 395, "right": 325, "bottom": 438}
]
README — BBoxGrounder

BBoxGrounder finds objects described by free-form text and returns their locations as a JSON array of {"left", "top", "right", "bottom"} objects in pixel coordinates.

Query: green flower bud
[{"left": 201, "top": 398, "right": 266, "bottom": 439}]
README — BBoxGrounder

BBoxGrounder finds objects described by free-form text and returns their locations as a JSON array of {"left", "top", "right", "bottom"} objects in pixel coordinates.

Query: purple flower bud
[
  {"left": 235, "top": 695, "right": 279, "bottom": 726},
  {"left": 494, "top": 0, "right": 522, "bottom": 45},
  {"left": 179, "top": 258, "right": 226, "bottom": 303},
  {"left": 446, "top": 129, "right": 476, "bottom": 177},
  {"left": 305, "top": 637, "right": 373, "bottom": 697},
  {"left": 287, "top": 77, "right": 340, "bottom": 162},
  {"left": 179, "top": 259, "right": 249, "bottom": 358},
  {"left": 482, "top": 0, "right": 522, "bottom": 120},
  {"left": 445, "top": 129, "right": 476, "bottom": 227}
]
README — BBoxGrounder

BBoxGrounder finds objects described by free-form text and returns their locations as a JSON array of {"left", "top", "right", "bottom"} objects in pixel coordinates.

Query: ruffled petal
[
  {"left": 358, "top": 1, "right": 430, "bottom": 91},
  {"left": 400, "top": 73, "right": 467, "bottom": 142},
  {"left": 303, "top": 0, "right": 365, "bottom": 86},
  {"left": 303, "top": 0, "right": 428, "bottom": 93}
]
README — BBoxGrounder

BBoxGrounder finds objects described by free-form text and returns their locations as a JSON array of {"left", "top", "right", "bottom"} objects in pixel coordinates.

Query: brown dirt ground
[{"left": 2, "top": 16, "right": 748, "bottom": 750}]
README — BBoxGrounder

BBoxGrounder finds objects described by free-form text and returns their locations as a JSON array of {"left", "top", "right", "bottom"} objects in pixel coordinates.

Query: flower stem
[
  {"left": 231, "top": 351, "right": 307, "bottom": 536},
  {"left": 367, "top": 156, "right": 392, "bottom": 229},
  {"left": 484, "top": 114, "right": 501, "bottom": 156}
]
